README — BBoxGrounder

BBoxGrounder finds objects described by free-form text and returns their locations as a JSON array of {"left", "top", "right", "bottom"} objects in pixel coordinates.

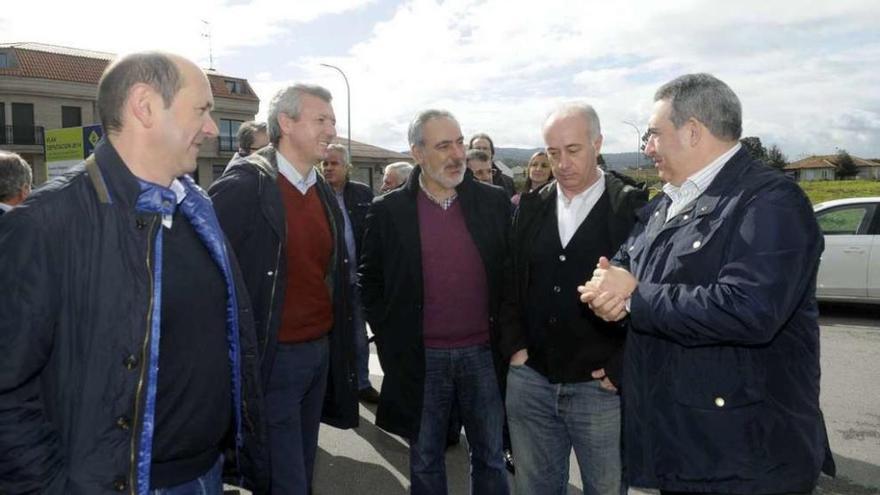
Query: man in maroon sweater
[
  {"left": 360, "top": 110, "right": 511, "bottom": 495},
  {"left": 210, "top": 84, "right": 358, "bottom": 494}
]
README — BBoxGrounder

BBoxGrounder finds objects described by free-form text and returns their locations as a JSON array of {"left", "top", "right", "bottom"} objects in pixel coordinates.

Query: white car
[{"left": 814, "top": 197, "right": 880, "bottom": 304}]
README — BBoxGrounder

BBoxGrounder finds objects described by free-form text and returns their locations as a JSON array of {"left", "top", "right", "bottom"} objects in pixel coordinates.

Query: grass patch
[
  {"left": 618, "top": 168, "right": 880, "bottom": 204},
  {"left": 798, "top": 180, "right": 880, "bottom": 204}
]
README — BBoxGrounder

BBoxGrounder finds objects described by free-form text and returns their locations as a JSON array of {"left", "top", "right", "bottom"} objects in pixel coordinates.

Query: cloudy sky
[{"left": 3, "top": 0, "right": 878, "bottom": 159}]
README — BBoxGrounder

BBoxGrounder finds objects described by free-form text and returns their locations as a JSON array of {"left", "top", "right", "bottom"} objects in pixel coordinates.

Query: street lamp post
[
  {"left": 622, "top": 120, "right": 642, "bottom": 169},
  {"left": 320, "top": 63, "right": 351, "bottom": 164}
]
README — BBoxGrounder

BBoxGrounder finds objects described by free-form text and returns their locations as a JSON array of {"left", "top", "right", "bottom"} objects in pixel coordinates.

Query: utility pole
[
  {"left": 320, "top": 63, "right": 351, "bottom": 164},
  {"left": 622, "top": 120, "right": 642, "bottom": 169},
  {"left": 201, "top": 20, "right": 214, "bottom": 70}
]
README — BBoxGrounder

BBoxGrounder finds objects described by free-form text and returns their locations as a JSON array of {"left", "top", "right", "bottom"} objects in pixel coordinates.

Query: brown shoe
[{"left": 358, "top": 386, "right": 380, "bottom": 404}]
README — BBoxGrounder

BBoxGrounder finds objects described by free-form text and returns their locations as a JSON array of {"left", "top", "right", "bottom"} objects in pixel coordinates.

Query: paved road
[{"left": 308, "top": 304, "right": 880, "bottom": 494}]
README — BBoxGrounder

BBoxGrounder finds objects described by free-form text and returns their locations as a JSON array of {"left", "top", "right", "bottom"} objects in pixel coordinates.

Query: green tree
[
  {"left": 740, "top": 136, "right": 767, "bottom": 162},
  {"left": 836, "top": 149, "right": 859, "bottom": 179},
  {"left": 766, "top": 144, "right": 788, "bottom": 171}
]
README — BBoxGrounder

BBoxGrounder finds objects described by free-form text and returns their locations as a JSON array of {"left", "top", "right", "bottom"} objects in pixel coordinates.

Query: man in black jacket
[
  {"left": 499, "top": 103, "right": 647, "bottom": 495},
  {"left": 209, "top": 84, "right": 358, "bottom": 494},
  {"left": 321, "top": 143, "right": 379, "bottom": 403},
  {"left": 0, "top": 52, "right": 267, "bottom": 494},
  {"left": 360, "top": 109, "right": 510, "bottom": 495}
]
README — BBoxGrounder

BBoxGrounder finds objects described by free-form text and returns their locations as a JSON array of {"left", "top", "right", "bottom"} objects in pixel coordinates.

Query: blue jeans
[
  {"left": 506, "top": 364, "right": 623, "bottom": 495},
  {"left": 149, "top": 456, "right": 223, "bottom": 495},
  {"left": 265, "top": 336, "right": 330, "bottom": 495},
  {"left": 410, "top": 345, "right": 509, "bottom": 495},
  {"left": 351, "top": 285, "right": 372, "bottom": 390}
]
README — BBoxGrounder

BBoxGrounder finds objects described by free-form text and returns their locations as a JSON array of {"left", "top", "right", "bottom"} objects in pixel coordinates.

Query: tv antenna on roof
[{"left": 201, "top": 19, "right": 214, "bottom": 70}]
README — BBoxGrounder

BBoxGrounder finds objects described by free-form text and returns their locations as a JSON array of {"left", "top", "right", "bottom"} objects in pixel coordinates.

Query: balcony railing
[
  {"left": 218, "top": 136, "right": 238, "bottom": 153},
  {"left": 0, "top": 125, "right": 45, "bottom": 146}
]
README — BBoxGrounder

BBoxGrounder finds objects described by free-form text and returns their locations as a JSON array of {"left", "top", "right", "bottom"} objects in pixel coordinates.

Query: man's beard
[{"left": 424, "top": 160, "right": 465, "bottom": 190}]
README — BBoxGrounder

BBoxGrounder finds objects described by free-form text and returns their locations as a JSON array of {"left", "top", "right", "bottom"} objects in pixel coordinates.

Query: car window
[{"left": 816, "top": 205, "right": 874, "bottom": 235}]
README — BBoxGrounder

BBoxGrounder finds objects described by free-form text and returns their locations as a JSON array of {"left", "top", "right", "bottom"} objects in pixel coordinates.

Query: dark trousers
[{"left": 266, "top": 336, "right": 330, "bottom": 495}]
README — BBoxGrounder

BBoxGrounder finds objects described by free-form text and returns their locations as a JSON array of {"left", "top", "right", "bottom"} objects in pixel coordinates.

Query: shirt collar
[
  {"left": 556, "top": 168, "right": 605, "bottom": 208},
  {"left": 276, "top": 151, "right": 317, "bottom": 192},
  {"left": 170, "top": 179, "right": 187, "bottom": 205},
  {"left": 418, "top": 173, "right": 458, "bottom": 210},
  {"left": 0, "top": 202, "right": 12, "bottom": 213},
  {"left": 663, "top": 143, "right": 741, "bottom": 200}
]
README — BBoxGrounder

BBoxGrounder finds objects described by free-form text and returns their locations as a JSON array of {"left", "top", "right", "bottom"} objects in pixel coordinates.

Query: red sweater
[{"left": 277, "top": 177, "right": 333, "bottom": 343}]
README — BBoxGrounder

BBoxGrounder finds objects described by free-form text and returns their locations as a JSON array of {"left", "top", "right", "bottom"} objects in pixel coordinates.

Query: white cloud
[
  {"left": 3, "top": 0, "right": 878, "bottom": 158},
  {"left": 1, "top": 0, "right": 375, "bottom": 67},
  {"left": 287, "top": 0, "right": 880, "bottom": 157}
]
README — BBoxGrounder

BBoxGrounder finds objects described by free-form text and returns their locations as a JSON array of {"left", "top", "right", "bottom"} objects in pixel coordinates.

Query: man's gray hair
[
  {"left": 325, "top": 143, "right": 350, "bottom": 165},
  {"left": 268, "top": 84, "right": 333, "bottom": 145},
  {"left": 544, "top": 102, "right": 601, "bottom": 141},
  {"left": 654, "top": 73, "right": 742, "bottom": 141},
  {"left": 237, "top": 121, "right": 268, "bottom": 152},
  {"left": 0, "top": 151, "right": 33, "bottom": 202},
  {"left": 466, "top": 149, "right": 490, "bottom": 163},
  {"left": 98, "top": 52, "right": 183, "bottom": 133},
  {"left": 385, "top": 161, "right": 414, "bottom": 180},
  {"left": 408, "top": 109, "right": 458, "bottom": 147}
]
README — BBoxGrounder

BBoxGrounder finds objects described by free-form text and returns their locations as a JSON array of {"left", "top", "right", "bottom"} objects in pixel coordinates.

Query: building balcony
[{"left": 0, "top": 125, "right": 45, "bottom": 146}]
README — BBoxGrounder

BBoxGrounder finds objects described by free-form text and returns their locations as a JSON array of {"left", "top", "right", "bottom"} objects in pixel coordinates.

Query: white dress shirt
[
  {"left": 663, "top": 143, "right": 741, "bottom": 222},
  {"left": 277, "top": 152, "right": 317, "bottom": 194},
  {"left": 556, "top": 168, "right": 605, "bottom": 248},
  {"left": 161, "top": 178, "right": 188, "bottom": 229}
]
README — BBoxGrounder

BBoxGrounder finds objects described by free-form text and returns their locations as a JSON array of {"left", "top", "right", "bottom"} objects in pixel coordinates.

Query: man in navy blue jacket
[
  {"left": 321, "top": 143, "right": 379, "bottom": 402},
  {"left": 582, "top": 73, "right": 835, "bottom": 494},
  {"left": 0, "top": 52, "right": 267, "bottom": 494}
]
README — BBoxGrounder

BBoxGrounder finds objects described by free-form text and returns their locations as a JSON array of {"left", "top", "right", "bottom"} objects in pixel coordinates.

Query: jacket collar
[
  {"left": 677, "top": 146, "right": 752, "bottom": 221},
  {"left": 90, "top": 137, "right": 197, "bottom": 216},
  {"left": 636, "top": 146, "right": 753, "bottom": 227},
  {"left": 527, "top": 170, "right": 644, "bottom": 210},
  {"left": 236, "top": 145, "right": 280, "bottom": 180}
]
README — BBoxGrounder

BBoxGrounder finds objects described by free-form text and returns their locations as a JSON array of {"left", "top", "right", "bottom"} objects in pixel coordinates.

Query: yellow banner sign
[{"left": 45, "top": 127, "right": 83, "bottom": 162}]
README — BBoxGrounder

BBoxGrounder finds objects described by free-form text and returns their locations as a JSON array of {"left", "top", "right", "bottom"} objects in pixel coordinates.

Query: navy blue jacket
[
  {"left": 0, "top": 140, "right": 268, "bottom": 494},
  {"left": 209, "top": 147, "right": 359, "bottom": 430},
  {"left": 341, "top": 179, "right": 374, "bottom": 257},
  {"left": 616, "top": 147, "right": 835, "bottom": 493}
]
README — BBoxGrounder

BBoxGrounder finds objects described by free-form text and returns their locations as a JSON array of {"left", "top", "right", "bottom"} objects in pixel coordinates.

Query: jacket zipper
[
  {"left": 263, "top": 238, "right": 282, "bottom": 358},
  {"left": 130, "top": 216, "right": 159, "bottom": 494}
]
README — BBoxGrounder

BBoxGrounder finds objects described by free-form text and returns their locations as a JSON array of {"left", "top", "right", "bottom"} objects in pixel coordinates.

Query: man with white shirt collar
[
  {"left": 498, "top": 102, "right": 647, "bottom": 495},
  {"left": 0, "top": 151, "right": 32, "bottom": 216},
  {"left": 581, "top": 73, "right": 835, "bottom": 494},
  {"left": 210, "top": 83, "right": 358, "bottom": 494}
]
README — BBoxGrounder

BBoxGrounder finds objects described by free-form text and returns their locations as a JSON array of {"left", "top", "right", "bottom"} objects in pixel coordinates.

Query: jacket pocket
[{"left": 673, "top": 347, "right": 765, "bottom": 410}]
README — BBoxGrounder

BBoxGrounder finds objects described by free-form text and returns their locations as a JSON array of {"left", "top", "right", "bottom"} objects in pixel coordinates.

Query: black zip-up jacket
[
  {"left": 498, "top": 171, "right": 647, "bottom": 386},
  {"left": 358, "top": 167, "right": 510, "bottom": 439},
  {"left": 209, "top": 146, "right": 359, "bottom": 430},
  {"left": 341, "top": 179, "right": 375, "bottom": 257},
  {"left": 0, "top": 140, "right": 268, "bottom": 494}
]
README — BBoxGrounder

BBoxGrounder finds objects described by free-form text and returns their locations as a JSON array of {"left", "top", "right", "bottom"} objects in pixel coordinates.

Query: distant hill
[{"left": 495, "top": 147, "right": 650, "bottom": 171}]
